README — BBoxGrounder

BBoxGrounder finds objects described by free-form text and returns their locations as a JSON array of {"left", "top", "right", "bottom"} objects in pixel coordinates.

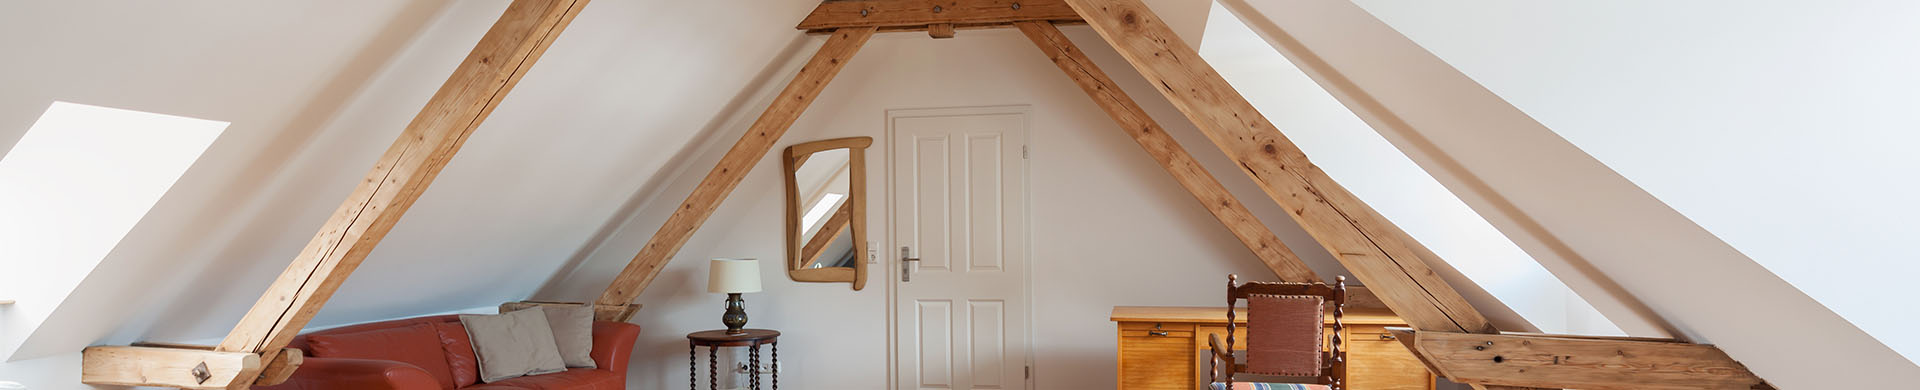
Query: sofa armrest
[
  {"left": 255, "top": 357, "right": 442, "bottom": 390},
  {"left": 590, "top": 321, "right": 642, "bottom": 374}
]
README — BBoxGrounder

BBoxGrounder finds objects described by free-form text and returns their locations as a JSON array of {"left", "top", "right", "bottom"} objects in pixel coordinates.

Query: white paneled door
[{"left": 890, "top": 107, "right": 1031, "bottom": 390}]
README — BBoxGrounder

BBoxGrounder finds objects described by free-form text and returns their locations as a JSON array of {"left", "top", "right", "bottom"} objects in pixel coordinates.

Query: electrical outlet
[{"left": 733, "top": 360, "right": 781, "bottom": 374}]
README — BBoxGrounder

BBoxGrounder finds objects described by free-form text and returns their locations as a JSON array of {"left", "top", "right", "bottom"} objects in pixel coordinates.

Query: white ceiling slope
[
  {"left": 2, "top": 0, "right": 821, "bottom": 361},
  {"left": 1218, "top": 0, "right": 1920, "bottom": 387}
]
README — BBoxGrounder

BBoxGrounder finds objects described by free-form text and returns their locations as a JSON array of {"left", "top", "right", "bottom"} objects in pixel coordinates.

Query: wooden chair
[{"left": 1207, "top": 274, "right": 1347, "bottom": 390}]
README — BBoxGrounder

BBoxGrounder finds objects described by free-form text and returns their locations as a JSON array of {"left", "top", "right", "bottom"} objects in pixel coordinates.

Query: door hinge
[
  {"left": 1022, "top": 145, "right": 1029, "bottom": 159},
  {"left": 1025, "top": 365, "right": 1032, "bottom": 379}
]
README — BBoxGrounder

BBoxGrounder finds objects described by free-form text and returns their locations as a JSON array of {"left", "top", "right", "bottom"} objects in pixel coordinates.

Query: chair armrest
[
  {"left": 1207, "top": 333, "right": 1232, "bottom": 361},
  {"left": 591, "top": 321, "right": 642, "bottom": 373},
  {"left": 254, "top": 358, "right": 440, "bottom": 390}
]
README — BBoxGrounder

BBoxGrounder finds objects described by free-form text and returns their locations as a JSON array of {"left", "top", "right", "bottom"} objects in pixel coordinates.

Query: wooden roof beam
[
  {"left": 594, "top": 27, "right": 878, "bottom": 319},
  {"left": 83, "top": 1, "right": 590, "bottom": 388},
  {"left": 1014, "top": 21, "right": 1319, "bottom": 283},
  {"left": 797, "top": 0, "right": 1083, "bottom": 34},
  {"left": 1062, "top": 0, "right": 1493, "bottom": 335},
  {"left": 1389, "top": 329, "right": 1771, "bottom": 390}
]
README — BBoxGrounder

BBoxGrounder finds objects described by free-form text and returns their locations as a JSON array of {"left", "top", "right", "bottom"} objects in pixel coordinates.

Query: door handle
[{"left": 900, "top": 246, "right": 920, "bottom": 282}]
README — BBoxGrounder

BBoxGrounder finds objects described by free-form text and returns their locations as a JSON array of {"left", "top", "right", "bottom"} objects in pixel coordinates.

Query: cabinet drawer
[
  {"left": 1344, "top": 329, "right": 1433, "bottom": 390},
  {"left": 1119, "top": 334, "right": 1193, "bottom": 390}
]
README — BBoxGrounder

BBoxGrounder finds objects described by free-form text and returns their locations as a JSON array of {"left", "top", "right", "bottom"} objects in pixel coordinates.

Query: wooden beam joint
[
  {"left": 82, "top": 346, "right": 263, "bottom": 390},
  {"left": 928, "top": 23, "right": 956, "bottom": 38}
]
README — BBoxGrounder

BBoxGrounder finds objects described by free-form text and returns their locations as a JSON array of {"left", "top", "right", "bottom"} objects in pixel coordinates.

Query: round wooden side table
[{"left": 687, "top": 329, "right": 780, "bottom": 390}]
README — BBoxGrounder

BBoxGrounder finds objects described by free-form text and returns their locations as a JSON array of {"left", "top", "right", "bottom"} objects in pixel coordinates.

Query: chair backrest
[{"left": 1223, "top": 274, "right": 1346, "bottom": 389}]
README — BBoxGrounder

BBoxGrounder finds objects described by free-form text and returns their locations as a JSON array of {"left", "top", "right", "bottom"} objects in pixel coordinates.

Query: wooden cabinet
[{"left": 1113, "top": 306, "right": 1434, "bottom": 390}]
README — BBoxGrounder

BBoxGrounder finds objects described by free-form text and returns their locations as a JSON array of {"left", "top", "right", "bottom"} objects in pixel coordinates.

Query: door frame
[{"left": 883, "top": 105, "right": 1036, "bottom": 390}]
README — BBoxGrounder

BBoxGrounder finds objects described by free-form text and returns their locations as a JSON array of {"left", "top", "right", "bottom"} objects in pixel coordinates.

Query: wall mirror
[{"left": 783, "top": 137, "right": 870, "bottom": 290}]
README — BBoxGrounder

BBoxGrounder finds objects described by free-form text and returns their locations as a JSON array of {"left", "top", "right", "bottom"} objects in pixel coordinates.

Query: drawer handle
[
  {"left": 1147, "top": 323, "right": 1168, "bottom": 337},
  {"left": 1379, "top": 334, "right": 1396, "bottom": 341}
]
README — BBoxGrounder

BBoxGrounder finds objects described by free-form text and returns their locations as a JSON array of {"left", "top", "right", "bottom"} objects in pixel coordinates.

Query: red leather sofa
[{"left": 256, "top": 314, "right": 640, "bottom": 390}]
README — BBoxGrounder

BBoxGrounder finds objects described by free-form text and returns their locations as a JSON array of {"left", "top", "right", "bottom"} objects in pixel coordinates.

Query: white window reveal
[{"left": 0, "top": 102, "right": 227, "bottom": 359}]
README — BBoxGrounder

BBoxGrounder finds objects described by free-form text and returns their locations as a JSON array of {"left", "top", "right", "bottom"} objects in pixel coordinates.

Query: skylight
[{"left": 0, "top": 102, "right": 227, "bottom": 359}]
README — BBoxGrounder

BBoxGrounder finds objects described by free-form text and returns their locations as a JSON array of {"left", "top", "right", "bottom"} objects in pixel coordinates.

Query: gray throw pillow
[
  {"left": 540, "top": 303, "right": 597, "bottom": 368},
  {"left": 460, "top": 307, "right": 567, "bottom": 382}
]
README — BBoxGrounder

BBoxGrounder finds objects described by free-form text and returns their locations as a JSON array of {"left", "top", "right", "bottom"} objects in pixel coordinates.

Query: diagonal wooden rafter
[
  {"left": 1062, "top": 0, "right": 1492, "bottom": 335},
  {"left": 1013, "top": 21, "right": 1318, "bottom": 283},
  {"left": 1061, "top": 0, "right": 1766, "bottom": 388},
  {"left": 82, "top": 1, "right": 591, "bottom": 388},
  {"left": 594, "top": 27, "right": 878, "bottom": 319}
]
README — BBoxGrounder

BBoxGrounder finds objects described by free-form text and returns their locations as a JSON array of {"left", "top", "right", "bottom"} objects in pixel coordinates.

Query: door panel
[
  {"left": 893, "top": 108, "right": 1029, "bottom": 390},
  {"left": 916, "top": 300, "right": 954, "bottom": 388}
]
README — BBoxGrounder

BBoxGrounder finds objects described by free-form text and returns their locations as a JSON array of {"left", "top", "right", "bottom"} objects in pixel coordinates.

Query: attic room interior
[{"left": 3, "top": 0, "right": 1917, "bottom": 389}]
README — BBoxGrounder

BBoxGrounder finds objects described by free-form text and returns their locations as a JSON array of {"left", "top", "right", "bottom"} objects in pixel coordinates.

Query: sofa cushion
[
  {"left": 433, "top": 321, "right": 480, "bottom": 388},
  {"left": 307, "top": 323, "right": 457, "bottom": 389},
  {"left": 538, "top": 304, "right": 597, "bottom": 369},
  {"left": 462, "top": 307, "right": 567, "bottom": 383},
  {"left": 463, "top": 368, "right": 621, "bottom": 390}
]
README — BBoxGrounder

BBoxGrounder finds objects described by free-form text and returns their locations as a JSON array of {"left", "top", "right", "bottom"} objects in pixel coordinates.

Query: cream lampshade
[
  {"left": 707, "top": 258, "right": 762, "bottom": 294},
  {"left": 709, "top": 258, "right": 762, "bottom": 334}
]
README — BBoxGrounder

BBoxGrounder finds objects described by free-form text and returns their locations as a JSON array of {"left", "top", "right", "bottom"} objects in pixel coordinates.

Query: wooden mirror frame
[{"left": 782, "top": 137, "right": 870, "bottom": 290}]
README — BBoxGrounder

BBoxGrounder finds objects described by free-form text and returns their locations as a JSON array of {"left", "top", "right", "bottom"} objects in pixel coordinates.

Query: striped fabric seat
[{"left": 1209, "top": 382, "right": 1332, "bottom": 390}]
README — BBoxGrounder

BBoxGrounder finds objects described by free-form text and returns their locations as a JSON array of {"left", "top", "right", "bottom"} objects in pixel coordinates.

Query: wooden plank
[
  {"left": 1014, "top": 21, "right": 1319, "bottom": 283},
  {"left": 928, "top": 22, "right": 956, "bottom": 38},
  {"left": 253, "top": 348, "right": 303, "bottom": 386},
  {"left": 1405, "top": 331, "right": 1769, "bottom": 390},
  {"left": 595, "top": 27, "right": 878, "bottom": 315},
  {"left": 797, "top": 0, "right": 1081, "bottom": 32},
  {"left": 1063, "top": 0, "right": 1492, "bottom": 334},
  {"left": 82, "top": 346, "right": 262, "bottom": 390},
  {"left": 208, "top": 0, "right": 591, "bottom": 362}
]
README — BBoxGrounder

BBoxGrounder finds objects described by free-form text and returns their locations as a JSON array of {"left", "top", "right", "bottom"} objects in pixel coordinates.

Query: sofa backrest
[{"left": 290, "top": 315, "right": 479, "bottom": 389}]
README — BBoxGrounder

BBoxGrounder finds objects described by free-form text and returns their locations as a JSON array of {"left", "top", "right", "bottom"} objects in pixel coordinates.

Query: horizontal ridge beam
[{"left": 798, "top": 0, "right": 1081, "bottom": 32}]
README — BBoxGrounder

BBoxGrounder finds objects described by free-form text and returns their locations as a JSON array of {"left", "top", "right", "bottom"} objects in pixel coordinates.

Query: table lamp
[{"left": 707, "top": 258, "right": 762, "bottom": 335}]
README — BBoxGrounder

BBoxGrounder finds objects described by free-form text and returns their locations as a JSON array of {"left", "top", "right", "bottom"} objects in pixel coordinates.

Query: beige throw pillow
[
  {"left": 460, "top": 307, "right": 567, "bottom": 383},
  {"left": 540, "top": 303, "right": 597, "bottom": 368}
]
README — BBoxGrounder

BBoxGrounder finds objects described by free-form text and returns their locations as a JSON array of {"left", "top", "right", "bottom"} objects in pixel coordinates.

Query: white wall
[{"left": 537, "top": 27, "right": 1354, "bottom": 389}]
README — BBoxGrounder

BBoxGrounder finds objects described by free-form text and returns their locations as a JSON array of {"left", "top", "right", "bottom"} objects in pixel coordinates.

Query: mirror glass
[
  {"left": 784, "top": 137, "right": 869, "bottom": 290},
  {"left": 794, "top": 149, "right": 855, "bottom": 268}
]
